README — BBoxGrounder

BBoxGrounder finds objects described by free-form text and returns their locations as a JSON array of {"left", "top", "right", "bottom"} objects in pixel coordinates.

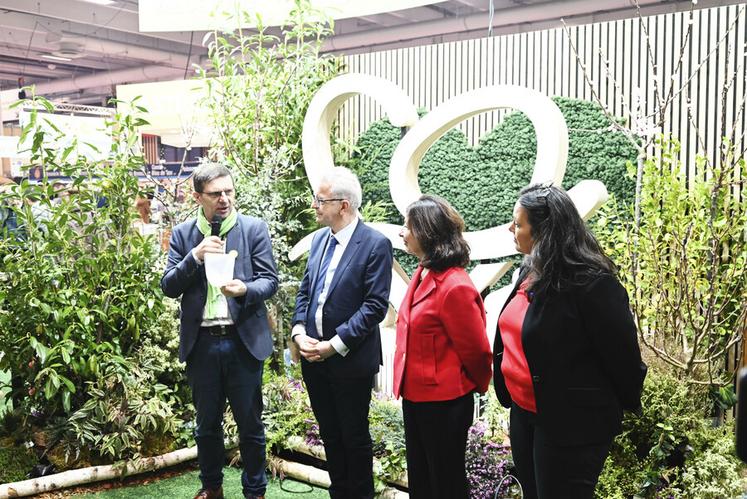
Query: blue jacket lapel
[{"left": 224, "top": 218, "right": 240, "bottom": 269}]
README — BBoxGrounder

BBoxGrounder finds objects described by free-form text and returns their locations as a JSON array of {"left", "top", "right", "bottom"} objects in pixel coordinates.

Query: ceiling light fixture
[
  {"left": 41, "top": 54, "right": 73, "bottom": 62},
  {"left": 80, "top": 0, "right": 115, "bottom": 5}
]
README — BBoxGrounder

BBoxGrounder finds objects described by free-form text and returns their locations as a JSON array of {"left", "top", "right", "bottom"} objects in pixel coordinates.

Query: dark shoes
[
  {"left": 193, "top": 485, "right": 264, "bottom": 499},
  {"left": 193, "top": 487, "right": 224, "bottom": 499}
]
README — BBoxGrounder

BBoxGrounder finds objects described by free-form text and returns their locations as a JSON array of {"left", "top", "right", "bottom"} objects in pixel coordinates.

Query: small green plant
[
  {"left": 596, "top": 370, "right": 745, "bottom": 498},
  {"left": 369, "top": 395, "right": 406, "bottom": 486},
  {"left": 262, "top": 368, "right": 317, "bottom": 453},
  {"left": 51, "top": 355, "right": 182, "bottom": 466}
]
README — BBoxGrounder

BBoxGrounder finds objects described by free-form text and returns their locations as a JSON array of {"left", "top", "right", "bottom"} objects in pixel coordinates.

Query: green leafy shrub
[
  {"left": 0, "top": 97, "right": 187, "bottom": 463},
  {"left": 348, "top": 97, "right": 637, "bottom": 231},
  {"left": 596, "top": 370, "right": 745, "bottom": 498},
  {"left": 50, "top": 355, "right": 182, "bottom": 467},
  {"left": 262, "top": 367, "right": 317, "bottom": 453},
  {"left": 135, "top": 298, "right": 188, "bottom": 403},
  {"left": 594, "top": 138, "right": 747, "bottom": 386},
  {"left": 369, "top": 395, "right": 406, "bottom": 486}
]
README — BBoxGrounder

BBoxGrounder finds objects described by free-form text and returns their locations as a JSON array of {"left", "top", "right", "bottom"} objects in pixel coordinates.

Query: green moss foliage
[
  {"left": 348, "top": 97, "right": 637, "bottom": 232},
  {"left": 0, "top": 440, "right": 36, "bottom": 484}
]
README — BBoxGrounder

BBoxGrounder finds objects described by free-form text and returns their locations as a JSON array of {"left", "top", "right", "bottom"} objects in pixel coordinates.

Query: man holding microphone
[{"left": 162, "top": 163, "right": 278, "bottom": 499}]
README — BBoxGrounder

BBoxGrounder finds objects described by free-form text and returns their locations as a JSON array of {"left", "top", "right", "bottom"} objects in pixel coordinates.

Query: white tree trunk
[
  {"left": 0, "top": 440, "right": 409, "bottom": 498},
  {"left": 285, "top": 435, "right": 409, "bottom": 488},
  {"left": 0, "top": 446, "right": 198, "bottom": 498},
  {"left": 274, "top": 457, "right": 408, "bottom": 499}
]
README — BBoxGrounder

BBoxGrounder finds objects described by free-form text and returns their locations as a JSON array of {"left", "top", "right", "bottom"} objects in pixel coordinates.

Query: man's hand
[
  {"left": 295, "top": 334, "right": 319, "bottom": 361},
  {"left": 221, "top": 279, "right": 247, "bottom": 297},
  {"left": 193, "top": 236, "right": 224, "bottom": 261},
  {"left": 296, "top": 335, "right": 336, "bottom": 362},
  {"left": 314, "top": 341, "right": 336, "bottom": 360}
]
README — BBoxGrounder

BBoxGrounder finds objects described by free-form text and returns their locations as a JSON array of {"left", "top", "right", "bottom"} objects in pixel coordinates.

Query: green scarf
[{"left": 196, "top": 208, "right": 238, "bottom": 319}]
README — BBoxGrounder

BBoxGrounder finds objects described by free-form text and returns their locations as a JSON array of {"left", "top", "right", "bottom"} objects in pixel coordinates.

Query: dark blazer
[
  {"left": 493, "top": 269, "right": 647, "bottom": 446},
  {"left": 293, "top": 221, "right": 393, "bottom": 378},
  {"left": 161, "top": 214, "right": 278, "bottom": 362},
  {"left": 393, "top": 266, "right": 492, "bottom": 402}
]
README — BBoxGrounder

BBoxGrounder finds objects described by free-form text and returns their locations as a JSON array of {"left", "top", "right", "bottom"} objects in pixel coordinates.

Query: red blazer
[{"left": 393, "top": 265, "right": 492, "bottom": 402}]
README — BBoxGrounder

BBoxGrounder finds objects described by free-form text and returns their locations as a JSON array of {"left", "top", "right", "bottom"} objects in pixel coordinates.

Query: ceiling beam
[
  {"left": 322, "top": 0, "right": 739, "bottom": 53},
  {"left": 451, "top": 0, "right": 489, "bottom": 9},
  {"left": 0, "top": 9, "right": 199, "bottom": 54},
  {"left": 387, "top": 5, "right": 445, "bottom": 22},
  {"left": 0, "top": 27, "right": 202, "bottom": 72},
  {"left": 0, "top": 42, "right": 137, "bottom": 72},
  {"left": 30, "top": 64, "right": 185, "bottom": 96},
  {"left": 0, "top": 0, "right": 204, "bottom": 47}
]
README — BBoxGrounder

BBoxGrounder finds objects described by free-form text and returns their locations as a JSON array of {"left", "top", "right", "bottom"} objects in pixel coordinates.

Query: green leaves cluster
[
  {"left": 262, "top": 366, "right": 316, "bottom": 453},
  {"left": 0, "top": 96, "right": 186, "bottom": 463},
  {"left": 55, "top": 356, "right": 182, "bottom": 465},
  {"left": 597, "top": 370, "right": 745, "bottom": 498},
  {"left": 348, "top": 97, "right": 637, "bottom": 231},
  {"left": 595, "top": 138, "right": 747, "bottom": 385}
]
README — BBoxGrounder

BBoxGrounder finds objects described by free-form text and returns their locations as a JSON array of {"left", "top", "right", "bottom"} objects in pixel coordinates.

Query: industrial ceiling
[{"left": 0, "top": 0, "right": 741, "bottom": 107}]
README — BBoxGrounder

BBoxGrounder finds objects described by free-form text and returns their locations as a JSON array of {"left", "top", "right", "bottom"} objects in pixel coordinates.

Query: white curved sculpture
[
  {"left": 388, "top": 85, "right": 569, "bottom": 261},
  {"left": 301, "top": 73, "right": 419, "bottom": 191},
  {"left": 294, "top": 73, "right": 609, "bottom": 309}
]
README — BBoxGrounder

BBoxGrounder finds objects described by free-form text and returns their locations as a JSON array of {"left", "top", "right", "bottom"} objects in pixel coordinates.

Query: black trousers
[
  {"left": 303, "top": 364, "right": 375, "bottom": 499},
  {"left": 402, "top": 393, "right": 474, "bottom": 499},
  {"left": 509, "top": 403, "right": 611, "bottom": 499}
]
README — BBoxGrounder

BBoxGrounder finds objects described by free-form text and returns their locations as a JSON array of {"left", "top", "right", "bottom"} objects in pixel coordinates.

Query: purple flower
[
  {"left": 465, "top": 422, "right": 515, "bottom": 498},
  {"left": 305, "top": 422, "right": 323, "bottom": 447}
]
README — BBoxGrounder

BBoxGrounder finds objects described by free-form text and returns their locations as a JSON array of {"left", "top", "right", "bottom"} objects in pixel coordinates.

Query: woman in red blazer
[
  {"left": 493, "top": 184, "right": 647, "bottom": 499},
  {"left": 393, "top": 195, "right": 492, "bottom": 499}
]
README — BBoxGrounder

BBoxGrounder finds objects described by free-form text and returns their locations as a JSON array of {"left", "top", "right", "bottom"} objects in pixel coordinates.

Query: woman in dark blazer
[
  {"left": 392, "top": 194, "right": 492, "bottom": 499},
  {"left": 493, "top": 184, "right": 647, "bottom": 499}
]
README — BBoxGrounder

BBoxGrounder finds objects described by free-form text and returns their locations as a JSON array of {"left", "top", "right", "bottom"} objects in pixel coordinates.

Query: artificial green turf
[{"left": 74, "top": 467, "right": 328, "bottom": 498}]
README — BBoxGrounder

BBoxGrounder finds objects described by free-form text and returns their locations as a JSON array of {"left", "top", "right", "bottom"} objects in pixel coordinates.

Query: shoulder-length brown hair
[{"left": 406, "top": 194, "right": 470, "bottom": 271}]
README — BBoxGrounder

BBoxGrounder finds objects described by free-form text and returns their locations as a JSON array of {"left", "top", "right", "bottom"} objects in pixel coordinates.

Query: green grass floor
[{"left": 73, "top": 467, "right": 328, "bottom": 498}]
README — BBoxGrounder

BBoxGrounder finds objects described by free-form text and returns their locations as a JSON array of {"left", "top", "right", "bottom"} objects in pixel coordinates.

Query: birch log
[
  {"left": 274, "top": 457, "right": 408, "bottom": 499},
  {"left": 0, "top": 446, "right": 198, "bottom": 498}
]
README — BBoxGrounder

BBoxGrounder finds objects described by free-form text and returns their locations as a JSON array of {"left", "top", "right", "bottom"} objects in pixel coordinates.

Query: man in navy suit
[
  {"left": 161, "top": 163, "right": 278, "bottom": 499},
  {"left": 292, "top": 167, "right": 393, "bottom": 499}
]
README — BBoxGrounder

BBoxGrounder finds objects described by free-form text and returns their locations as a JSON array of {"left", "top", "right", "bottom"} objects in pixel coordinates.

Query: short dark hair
[
  {"left": 406, "top": 195, "right": 470, "bottom": 271},
  {"left": 518, "top": 184, "right": 615, "bottom": 296},
  {"left": 192, "top": 163, "right": 233, "bottom": 193}
]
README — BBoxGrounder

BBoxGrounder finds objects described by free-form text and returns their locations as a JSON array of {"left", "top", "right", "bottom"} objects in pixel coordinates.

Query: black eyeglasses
[
  {"left": 200, "top": 189, "right": 235, "bottom": 200},
  {"left": 312, "top": 195, "right": 346, "bottom": 206}
]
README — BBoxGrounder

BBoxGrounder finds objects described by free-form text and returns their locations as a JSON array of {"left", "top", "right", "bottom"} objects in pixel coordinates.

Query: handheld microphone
[{"left": 210, "top": 215, "right": 223, "bottom": 238}]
